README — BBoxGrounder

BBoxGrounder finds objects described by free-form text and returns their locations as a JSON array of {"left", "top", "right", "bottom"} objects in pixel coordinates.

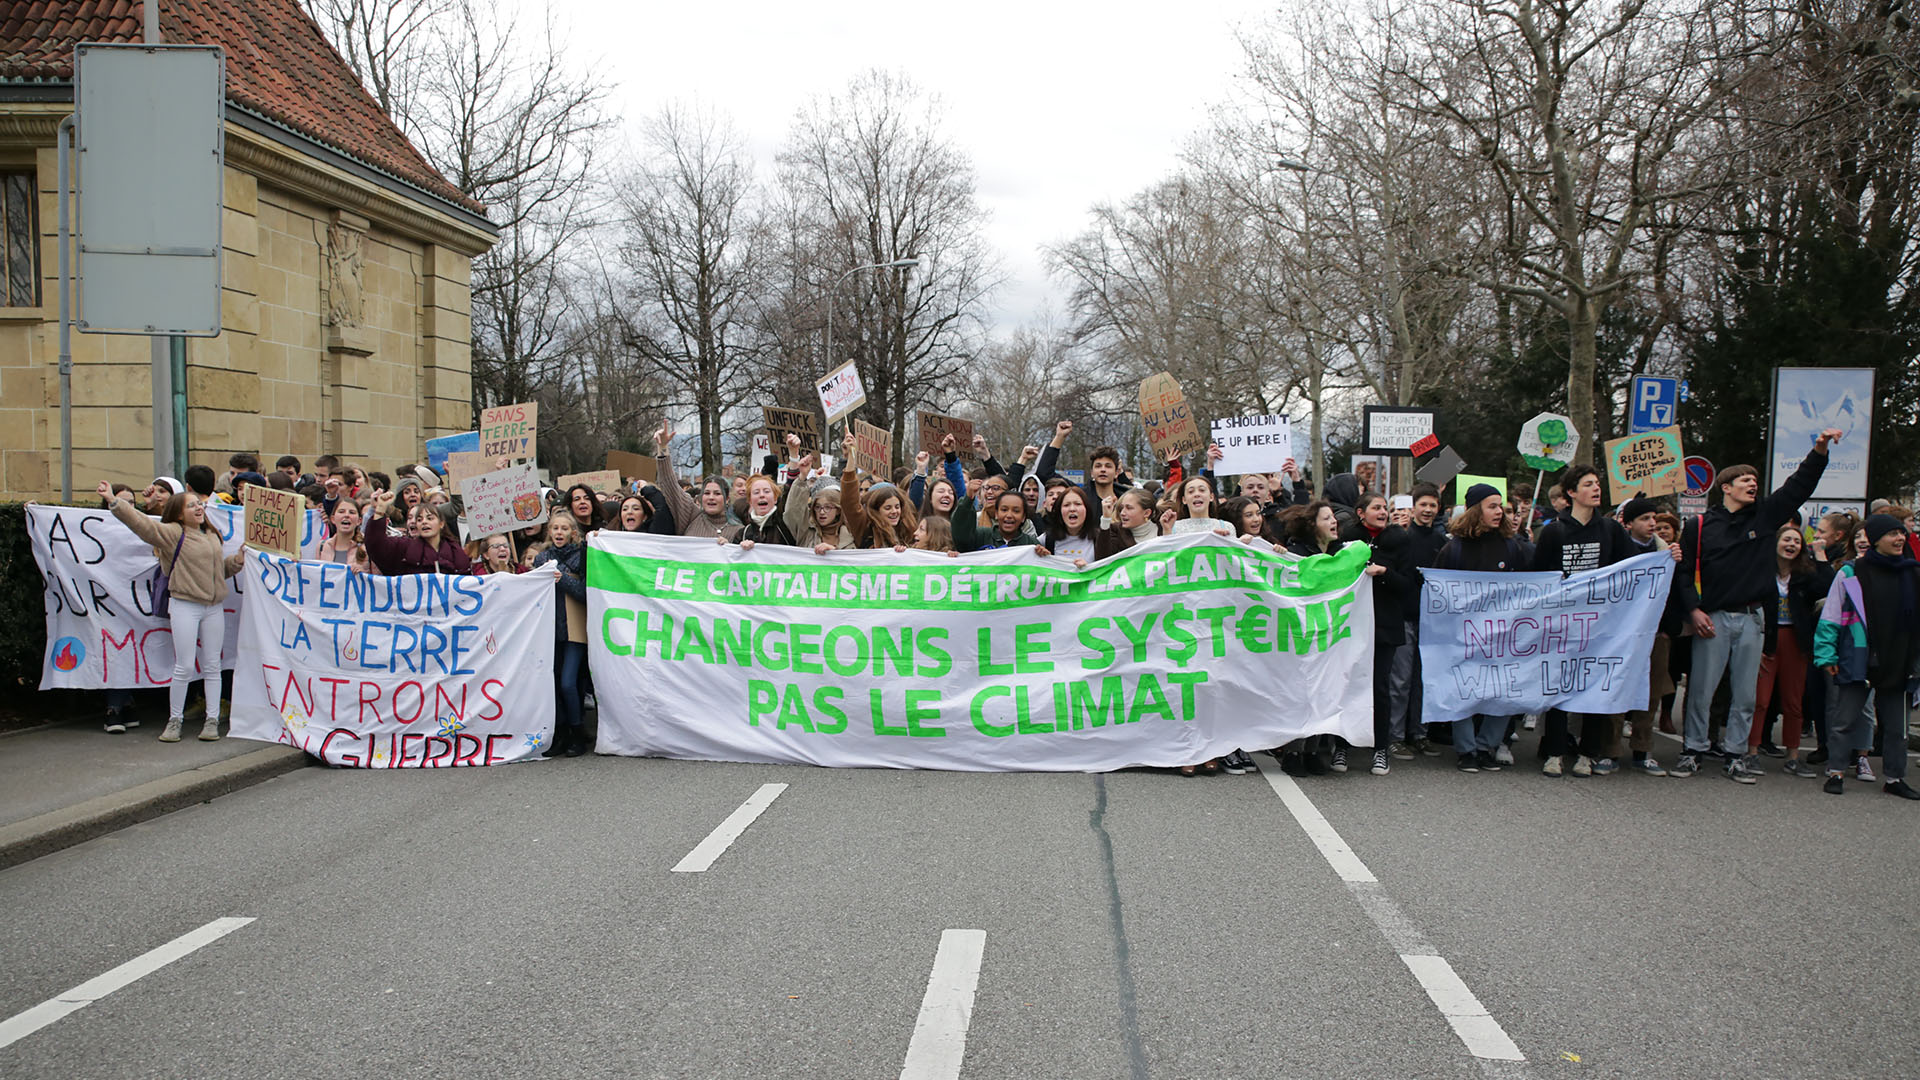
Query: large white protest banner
[
  {"left": 229, "top": 552, "right": 557, "bottom": 767},
  {"left": 587, "top": 531, "right": 1376, "bottom": 771},
  {"left": 30, "top": 502, "right": 324, "bottom": 689},
  {"left": 1418, "top": 552, "right": 1673, "bottom": 723}
]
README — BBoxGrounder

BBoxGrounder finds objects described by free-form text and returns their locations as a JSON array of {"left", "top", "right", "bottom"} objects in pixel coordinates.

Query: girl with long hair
[
  {"left": 1753, "top": 523, "right": 1821, "bottom": 774},
  {"left": 531, "top": 514, "right": 590, "bottom": 757}
]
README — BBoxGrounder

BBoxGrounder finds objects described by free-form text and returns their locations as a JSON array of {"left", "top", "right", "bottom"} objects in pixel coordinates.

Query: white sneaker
[
  {"left": 198, "top": 716, "right": 222, "bottom": 742},
  {"left": 159, "top": 717, "right": 184, "bottom": 743},
  {"left": 1543, "top": 756, "right": 1565, "bottom": 777},
  {"left": 1523, "top": 714, "right": 1540, "bottom": 731},
  {"left": 1494, "top": 744, "right": 1515, "bottom": 766},
  {"left": 1572, "top": 755, "right": 1594, "bottom": 777}
]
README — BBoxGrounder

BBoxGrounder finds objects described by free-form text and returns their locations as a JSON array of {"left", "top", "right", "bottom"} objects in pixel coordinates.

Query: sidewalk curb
[{"left": 0, "top": 745, "right": 312, "bottom": 871}]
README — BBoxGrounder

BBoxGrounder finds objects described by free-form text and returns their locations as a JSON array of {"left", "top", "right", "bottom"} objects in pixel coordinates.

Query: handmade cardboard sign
[
  {"left": 557, "top": 469, "right": 623, "bottom": 494},
  {"left": 1604, "top": 426, "right": 1685, "bottom": 498},
  {"left": 817, "top": 361, "right": 868, "bottom": 425},
  {"left": 1517, "top": 412, "right": 1580, "bottom": 472},
  {"left": 917, "top": 411, "right": 976, "bottom": 461},
  {"left": 480, "top": 401, "right": 538, "bottom": 460},
  {"left": 764, "top": 407, "right": 822, "bottom": 457},
  {"left": 852, "top": 419, "right": 892, "bottom": 476},
  {"left": 1210, "top": 414, "right": 1292, "bottom": 476},
  {"left": 464, "top": 463, "right": 547, "bottom": 537},
  {"left": 241, "top": 484, "right": 303, "bottom": 559},
  {"left": 605, "top": 450, "right": 657, "bottom": 486},
  {"left": 1139, "top": 372, "right": 1203, "bottom": 462},
  {"left": 443, "top": 451, "right": 490, "bottom": 494}
]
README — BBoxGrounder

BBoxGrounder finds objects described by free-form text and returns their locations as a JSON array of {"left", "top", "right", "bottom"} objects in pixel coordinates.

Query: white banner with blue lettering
[
  {"left": 28, "top": 502, "right": 326, "bottom": 689},
  {"left": 1418, "top": 552, "right": 1673, "bottom": 723},
  {"left": 228, "top": 552, "right": 556, "bottom": 766}
]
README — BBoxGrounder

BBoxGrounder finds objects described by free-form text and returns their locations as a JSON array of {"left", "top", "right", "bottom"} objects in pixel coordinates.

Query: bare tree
[
  {"left": 300, "top": 0, "right": 448, "bottom": 119},
  {"left": 616, "top": 104, "right": 767, "bottom": 476},
  {"left": 776, "top": 71, "right": 1000, "bottom": 464}
]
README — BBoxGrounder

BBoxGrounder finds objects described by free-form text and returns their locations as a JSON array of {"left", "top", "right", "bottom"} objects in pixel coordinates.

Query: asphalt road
[{"left": 3, "top": 728, "right": 1917, "bottom": 1080}]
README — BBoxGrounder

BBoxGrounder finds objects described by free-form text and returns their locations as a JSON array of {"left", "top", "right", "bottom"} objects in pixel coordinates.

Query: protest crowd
[{"left": 71, "top": 413, "right": 1920, "bottom": 798}]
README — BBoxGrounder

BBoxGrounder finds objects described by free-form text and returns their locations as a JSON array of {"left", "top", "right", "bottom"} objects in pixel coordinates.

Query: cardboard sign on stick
[
  {"left": 557, "top": 469, "right": 622, "bottom": 495},
  {"left": 917, "top": 411, "right": 976, "bottom": 461},
  {"left": 1139, "top": 372, "right": 1203, "bottom": 462},
  {"left": 1604, "top": 427, "right": 1686, "bottom": 498},
  {"left": 852, "top": 419, "right": 892, "bottom": 476},
  {"left": 479, "top": 401, "right": 538, "bottom": 460},
  {"left": 463, "top": 463, "right": 547, "bottom": 537},
  {"left": 444, "top": 451, "right": 490, "bottom": 494},
  {"left": 763, "top": 407, "right": 821, "bottom": 457},
  {"left": 816, "top": 361, "right": 868, "bottom": 425},
  {"left": 240, "top": 484, "right": 302, "bottom": 559},
  {"left": 605, "top": 451, "right": 656, "bottom": 486},
  {"left": 1517, "top": 412, "right": 1580, "bottom": 472}
]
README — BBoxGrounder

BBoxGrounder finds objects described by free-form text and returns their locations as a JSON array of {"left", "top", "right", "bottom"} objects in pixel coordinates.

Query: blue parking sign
[{"left": 1630, "top": 376, "right": 1678, "bottom": 433}]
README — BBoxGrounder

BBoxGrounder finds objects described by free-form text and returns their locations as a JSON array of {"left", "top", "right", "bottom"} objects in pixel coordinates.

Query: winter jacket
[
  {"left": 364, "top": 517, "right": 472, "bottom": 575},
  {"left": 1435, "top": 531, "right": 1526, "bottom": 573},
  {"left": 654, "top": 453, "right": 742, "bottom": 540},
  {"left": 1814, "top": 557, "right": 1920, "bottom": 688},
  {"left": 1763, "top": 569, "right": 1823, "bottom": 657},
  {"left": 1342, "top": 520, "right": 1420, "bottom": 646},
  {"left": 109, "top": 499, "right": 246, "bottom": 605},
  {"left": 1035, "top": 443, "right": 1132, "bottom": 511},
  {"left": 782, "top": 476, "right": 856, "bottom": 551},
  {"left": 1406, "top": 520, "right": 1450, "bottom": 568},
  {"left": 952, "top": 498, "right": 1042, "bottom": 552},
  {"left": 532, "top": 541, "right": 587, "bottom": 644},
  {"left": 1677, "top": 447, "right": 1828, "bottom": 614}
]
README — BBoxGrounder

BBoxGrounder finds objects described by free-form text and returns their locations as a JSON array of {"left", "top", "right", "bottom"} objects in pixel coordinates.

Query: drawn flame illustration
[
  {"left": 51, "top": 640, "right": 80, "bottom": 671},
  {"left": 342, "top": 631, "right": 358, "bottom": 662},
  {"left": 484, "top": 631, "right": 498, "bottom": 656}
]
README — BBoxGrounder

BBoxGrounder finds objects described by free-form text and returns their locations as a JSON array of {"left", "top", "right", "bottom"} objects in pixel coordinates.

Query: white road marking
[
  {"left": 1261, "top": 770, "right": 1377, "bottom": 882},
  {"left": 671, "top": 782, "right": 788, "bottom": 872},
  {"left": 1261, "top": 769, "right": 1529, "bottom": 1068},
  {"left": 899, "top": 929, "right": 987, "bottom": 1080},
  {"left": 0, "top": 917, "right": 255, "bottom": 1050},
  {"left": 1400, "top": 954, "right": 1526, "bottom": 1061}
]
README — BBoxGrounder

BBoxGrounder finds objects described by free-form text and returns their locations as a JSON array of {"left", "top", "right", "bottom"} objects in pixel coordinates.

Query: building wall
[{"left": 0, "top": 112, "right": 484, "bottom": 502}]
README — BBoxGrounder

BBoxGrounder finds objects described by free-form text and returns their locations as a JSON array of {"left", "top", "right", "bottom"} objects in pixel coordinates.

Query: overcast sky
[{"left": 588, "top": 0, "right": 1271, "bottom": 334}]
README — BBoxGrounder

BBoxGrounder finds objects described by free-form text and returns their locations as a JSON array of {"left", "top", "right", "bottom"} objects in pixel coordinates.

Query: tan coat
[{"left": 109, "top": 499, "right": 246, "bottom": 606}]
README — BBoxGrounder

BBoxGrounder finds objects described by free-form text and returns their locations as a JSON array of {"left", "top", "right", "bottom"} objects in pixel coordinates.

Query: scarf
[{"left": 1861, "top": 549, "right": 1920, "bottom": 622}]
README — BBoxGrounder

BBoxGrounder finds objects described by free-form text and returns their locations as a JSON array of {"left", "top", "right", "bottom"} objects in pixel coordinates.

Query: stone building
[{"left": 0, "top": 0, "right": 495, "bottom": 499}]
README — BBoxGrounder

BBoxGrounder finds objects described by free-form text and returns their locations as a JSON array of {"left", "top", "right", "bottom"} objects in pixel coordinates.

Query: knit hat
[
  {"left": 153, "top": 476, "right": 184, "bottom": 496},
  {"left": 396, "top": 475, "right": 424, "bottom": 494},
  {"left": 232, "top": 471, "right": 267, "bottom": 490},
  {"left": 413, "top": 464, "right": 443, "bottom": 488},
  {"left": 1864, "top": 513, "right": 1904, "bottom": 547},
  {"left": 1619, "top": 497, "right": 1659, "bottom": 523},
  {"left": 1463, "top": 483, "right": 1501, "bottom": 509}
]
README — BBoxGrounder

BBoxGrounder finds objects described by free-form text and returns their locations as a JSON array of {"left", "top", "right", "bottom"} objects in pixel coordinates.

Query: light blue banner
[{"left": 1418, "top": 552, "right": 1673, "bottom": 723}]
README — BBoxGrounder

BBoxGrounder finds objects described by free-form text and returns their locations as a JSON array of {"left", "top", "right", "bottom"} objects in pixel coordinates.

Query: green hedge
[{"left": 0, "top": 503, "right": 49, "bottom": 689}]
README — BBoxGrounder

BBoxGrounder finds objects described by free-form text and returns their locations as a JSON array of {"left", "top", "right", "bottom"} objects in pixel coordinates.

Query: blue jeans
[
  {"left": 555, "top": 641, "right": 586, "bottom": 734},
  {"left": 1683, "top": 609, "right": 1763, "bottom": 755},
  {"left": 1452, "top": 715, "right": 1510, "bottom": 755}
]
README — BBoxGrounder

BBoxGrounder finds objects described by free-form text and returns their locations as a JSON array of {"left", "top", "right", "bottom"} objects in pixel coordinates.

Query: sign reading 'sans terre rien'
[{"left": 479, "top": 401, "right": 538, "bottom": 460}]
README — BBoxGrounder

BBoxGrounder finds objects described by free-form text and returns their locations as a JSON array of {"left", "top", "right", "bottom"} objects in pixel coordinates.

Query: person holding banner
[
  {"left": 1618, "top": 499, "right": 1680, "bottom": 776},
  {"left": 653, "top": 421, "right": 742, "bottom": 541},
  {"left": 97, "top": 481, "right": 247, "bottom": 744},
  {"left": 532, "top": 514, "right": 591, "bottom": 756},
  {"left": 1344, "top": 493, "right": 1418, "bottom": 777},
  {"left": 1674, "top": 429, "right": 1840, "bottom": 783},
  {"left": 1530, "top": 465, "right": 1632, "bottom": 778},
  {"left": 1435, "top": 484, "right": 1528, "bottom": 772},
  {"left": 735, "top": 473, "right": 797, "bottom": 548}
]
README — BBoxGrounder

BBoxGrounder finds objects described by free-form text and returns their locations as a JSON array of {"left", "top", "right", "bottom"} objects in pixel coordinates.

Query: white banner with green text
[{"left": 587, "top": 531, "right": 1375, "bottom": 771}]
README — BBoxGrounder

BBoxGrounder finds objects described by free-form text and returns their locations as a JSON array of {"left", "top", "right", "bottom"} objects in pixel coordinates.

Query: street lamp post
[{"left": 821, "top": 256, "right": 922, "bottom": 433}]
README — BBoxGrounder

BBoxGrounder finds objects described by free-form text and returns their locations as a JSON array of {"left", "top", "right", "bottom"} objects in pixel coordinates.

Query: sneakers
[
  {"left": 1370, "top": 749, "right": 1391, "bottom": 776},
  {"left": 1856, "top": 757, "right": 1877, "bottom": 783},
  {"left": 1883, "top": 780, "right": 1920, "bottom": 800},
  {"left": 1723, "top": 756, "right": 1760, "bottom": 784},
  {"left": 1477, "top": 750, "right": 1503, "bottom": 772},
  {"left": 1494, "top": 744, "right": 1515, "bottom": 766},
  {"left": 1824, "top": 773, "right": 1845, "bottom": 795},
  {"left": 159, "top": 716, "right": 184, "bottom": 743},
  {"left": 1571, "top": 755, "right": 1594, "bottom": 777},
  {"left": 1637, "top": 755, "right": 1667, "bottom": 777},
  {"left": 1390, "top": 742, "right": 1416, "bottom": 760},
  {"left": 104, "top": 712, "right": 128, "bottom": 735},
  {"left": 1783, "top": 759, "right": 1819, "bottom": 779},
  {"left": 1279, "top": 751, "right": 1306, "bottom": 777},
  {"left": 1222, "top": 750, "right": 1254, "bottom": 775},
  {"left": 1456, "top": 753, "right": 1480, "bottom": 773},
  {"left": 1542, "top": 756, "right": 1564, "bottom": 777},
  {"left": 1420, "top": 739, "right": 1442, "bottom": 757},
  {"left": 198, "top": 716, "right": 222, "bottom": 742},
  {"left": 1522, "top": 713, "right": 1540, "bottom": 731},
  {"left": 1590, "top": 757, "right": 1618, "bottom": 776},
  {"left": 1670, "top": 754, "right": 1700, "bottom": 777},
  {"left": 1807, "top": 748, "right": 1829, "bottom": 766},
  {"left": 1757, "top": 742, "right": 1786, "bottom": 758},
  {"left": 1330, "top": 748, "right": 1348, "bottom": 773}
]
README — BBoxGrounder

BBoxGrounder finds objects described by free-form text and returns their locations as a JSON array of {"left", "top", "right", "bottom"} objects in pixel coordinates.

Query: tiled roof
[{"left": 0, "top": 0, "right": 485, "bottom": 217}]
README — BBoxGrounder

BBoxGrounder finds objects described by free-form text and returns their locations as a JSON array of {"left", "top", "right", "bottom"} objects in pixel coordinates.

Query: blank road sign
[{"left": 76, "top": 44, "right": 225, "bottom": 336}]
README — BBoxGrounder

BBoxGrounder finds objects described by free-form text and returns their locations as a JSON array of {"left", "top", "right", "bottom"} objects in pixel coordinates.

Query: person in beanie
[
  {"left": 1674, "top": 428, "right": 1842, "bottom": 783},
  {"left": 1435, "top": 483, "right": 1527, "bottom": 772},
  {"left": 1813, "top": 514, "right": 1920, "bottom": 799},
  {"left": 1618, "top": 497, "right": 1681, "bottom": 774}
]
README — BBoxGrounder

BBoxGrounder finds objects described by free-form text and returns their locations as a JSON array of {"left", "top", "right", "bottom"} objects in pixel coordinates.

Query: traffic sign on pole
[
  {"left": 1683, "top": 455, "right": 1716, "bottom": 497},
  {"left": 1630, "top": 376, "right": 1678, "bottom": 433}
]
